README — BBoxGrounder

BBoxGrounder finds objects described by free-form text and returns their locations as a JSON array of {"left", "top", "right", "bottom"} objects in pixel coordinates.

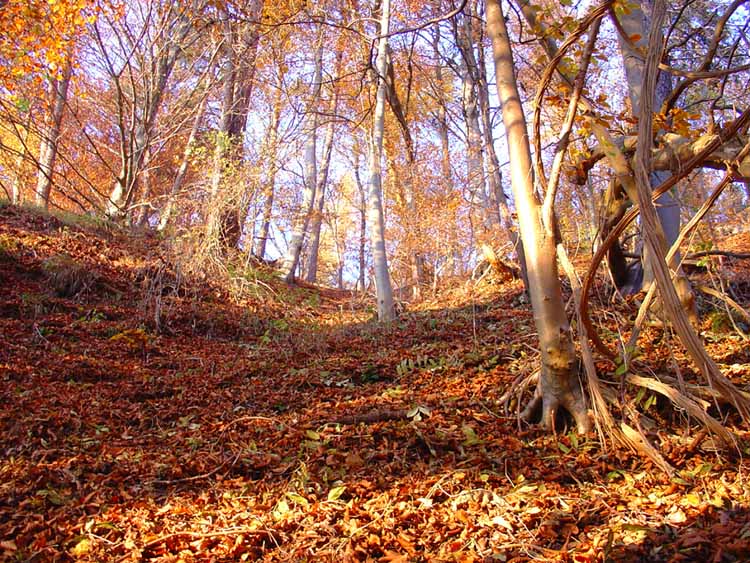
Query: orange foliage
[{"left": 0, "top": 0, "right": 98, "bottom": 91}]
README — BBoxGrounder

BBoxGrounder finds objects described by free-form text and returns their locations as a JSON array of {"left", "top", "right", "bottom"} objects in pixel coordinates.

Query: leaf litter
[{"left": 2, "top": 205, "right": 750, "bottom": 561}]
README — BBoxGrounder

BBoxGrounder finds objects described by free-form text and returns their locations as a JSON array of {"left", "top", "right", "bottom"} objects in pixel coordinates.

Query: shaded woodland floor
[{"left": 2, "top": 203, "right": 750, "bottom": 562}]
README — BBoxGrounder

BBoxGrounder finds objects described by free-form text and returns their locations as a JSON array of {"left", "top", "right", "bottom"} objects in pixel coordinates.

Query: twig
[
  {"left": 217, "top": 415, "right": 292, "bottom": 432},
  {"left": 687, "top": 250, "right": 750, "bottom": 260},
  {"left": 151, "top": 451, "right": 242, "bottom": 485},
  {"left": 696, "top": 284, "right": 750, "bottom": 325}
]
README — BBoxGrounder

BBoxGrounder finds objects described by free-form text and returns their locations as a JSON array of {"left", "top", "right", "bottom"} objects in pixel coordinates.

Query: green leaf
[
  {"left": 695, "top": 463, "right": 713, "bottom": 476},
  {"left": 327, "top": 485, "right": 346, "bottom": 501},
  {"left": 615, "top": 363, "right": 628, "bottom": 376},
  {"left": 305, "top": 430, "right": 321, "bottom": 441},
  {"left": 569, "top": 432, "right": 579, "bottom": 450},
  {"left": 558, "top": 442, "right": 571, "bottom": 454},
  {"left": 462, "top": 424, "right": 481, "bottom": 446},
  {"left": 643, "top": 394, "right": 656, "bottom": 411},
  {"left": 285, "top": 492, "right": 309, "bottom": 507}
]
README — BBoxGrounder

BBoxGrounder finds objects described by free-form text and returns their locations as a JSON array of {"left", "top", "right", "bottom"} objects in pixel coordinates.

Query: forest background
[{"left": 2, "top": 0, "right": 750, "bottom": 560}]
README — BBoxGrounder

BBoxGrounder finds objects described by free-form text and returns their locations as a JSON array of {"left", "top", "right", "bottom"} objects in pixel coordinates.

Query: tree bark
[
  {"left": 207, "top": 8, "right": 262, "bottom": 249},
  {"left": 305, "top": 69, "right": 340, "bottom": 282},
  {"left": 158, "top": 92, "right": 208, "bottom": 232},
  {"left": 475, "top": 19, "right": 528, "bottom": 287},
  {"left": 10, "top": 113, "right": 32, "bottom": 205},
  {"left": 486, "top": 0, "right": 590, "bottom": 433},
  {"left": 283, "top": 36, "right": 324, "bottom": 282},
  {"left": 455, "top": 18, "right": 489, "bottom": 227},
  {"left": 103, "top": 3, "right": 197, "bottom": 219},
  {"left": 632, "top": 0, "right": 750, "bottom": 421},
  {"left": 35, "top": 57, "right": 72, "bottom": 208},
  {"left": 430, "top": 28, "right": 461, "bottom": 276},
  {"left": 254, "top": 86, "right": 284, "bottom": 260},
  {"left": 614, "top": 0, "right": 695, "bottom": 318},
  {"left": 353, "top": 146, "right": 368, "bottom": 294},
  {"left": 367, "top": 0, "right": 395, "bottom": 321}
]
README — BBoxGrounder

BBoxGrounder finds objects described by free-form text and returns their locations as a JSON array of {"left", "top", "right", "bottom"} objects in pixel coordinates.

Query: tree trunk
[
  {"left": 255, "top": 87, "right": 283, "bottom": 260},
  {"left": 135, "top": 147, "right": 153, "bottom": 227},
  {"left": 457, "top": 38, "right": 489, "bottom": 225},
  {"left": 158, "top": 92, "right": 208, "bottom": 232},
  {"left": 35, "top": 58, "right": 72, "bottom": 208},
  {"left": 475, "top": 22, "right": 528, "bottom": 286},
  {"left": 207, "top": 12, "right": 262, "bottom": 249},
  {"left": 305, "top": 88, "right": 338, "bottom": 282},
  {"left": 430, "top": 29, "right": 461, "bottom": 276},
  {"left": 615, "top": 0, "right": 695, "bottom": 319},
  {"left": 353, "top": 147, "right": 368, "bottom": 294},
  {"left": 104, "top": 5, "right": 195, "bottom": 219},
  {"left": 486, "top": 0, "right": 590, "bottom": 433},
  {"left": 283, "top": 37, "right": 324, "bottom": 282},
  {"left": 367, "top": 0, "right": 395, "bottom": 320},
  {"left": 10, "top": 115, "right": 31, "bottom": 205}
]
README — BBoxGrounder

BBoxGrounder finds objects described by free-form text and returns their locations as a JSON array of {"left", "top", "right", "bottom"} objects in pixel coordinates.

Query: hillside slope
[{"left": 1, "top": 204, "right": 750, "bottom": 562}]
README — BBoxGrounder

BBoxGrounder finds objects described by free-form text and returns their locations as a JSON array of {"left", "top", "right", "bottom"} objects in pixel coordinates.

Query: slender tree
[
  {"left": 367, "top": 0, "right": 396, "bottom": 321},
  {"left": 207, "top": 4, "right": 263, "bottom": 248},
  {"left": 35, "top": 55, "right": 73, "bottom": 208},
  {"left": 282, "top": 32, "right": 324, "bottom": 281},
  {"left": 486, "top": 0, "right": 590, "bottom": 432}
]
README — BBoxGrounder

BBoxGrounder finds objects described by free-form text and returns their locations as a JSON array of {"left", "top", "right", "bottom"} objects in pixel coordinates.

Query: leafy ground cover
[{"left": 2, "top": 204, "right": 750, "bottom": 562}]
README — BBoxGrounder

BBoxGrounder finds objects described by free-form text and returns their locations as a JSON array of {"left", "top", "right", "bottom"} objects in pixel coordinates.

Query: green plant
[{"left": 396, "top": 354, "right": 447, "bottom": 377}]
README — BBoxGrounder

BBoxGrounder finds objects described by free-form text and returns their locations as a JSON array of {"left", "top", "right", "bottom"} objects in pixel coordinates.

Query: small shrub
[{"left": 42, "top": 254, "right": 98, "bottom": 298}]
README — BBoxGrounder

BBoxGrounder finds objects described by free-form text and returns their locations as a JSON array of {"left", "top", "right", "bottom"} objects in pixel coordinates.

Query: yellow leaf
[
  {"left": 682, "top": 493, "right": 701, "bottom": 507},
  {"left": 70, "top": 538, "right": 93, "bottom": 557}
]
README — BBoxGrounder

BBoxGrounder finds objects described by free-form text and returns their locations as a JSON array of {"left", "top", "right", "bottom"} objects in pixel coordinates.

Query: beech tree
[
  {"left": 93, "top": 0, "right": 206, "bottom": 220},
  {"left": 367, "top": 0, "right": 396, "bottom": 321},
  {"left": 486, "top": 0, "right": 590, "bottom": 432},
  {"left": 206, "top": 1, "right": 263, "bottom": 249},
  {"left": 34, "top": 54, "right": 73, "bottom": 208},
  {"left": 282, "top": 31, "right": 325, "bottom": 281},
  {"left": 484, "top": 0, "right": 750, "bottom": 452}
]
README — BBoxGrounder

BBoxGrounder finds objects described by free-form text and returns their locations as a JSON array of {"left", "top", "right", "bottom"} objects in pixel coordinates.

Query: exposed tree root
[{"left": 520, "top": 366, "right": 591, "bottom": 435}]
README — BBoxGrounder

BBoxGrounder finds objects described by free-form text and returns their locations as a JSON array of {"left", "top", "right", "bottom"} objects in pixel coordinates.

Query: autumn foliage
[{"left": 2, "top": 0, "right": 750, "bottom": 560}]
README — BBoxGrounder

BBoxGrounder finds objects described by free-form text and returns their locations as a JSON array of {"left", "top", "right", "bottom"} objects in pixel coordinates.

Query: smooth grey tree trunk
[
  {"left": 255, "top": 86, "right": 284, "bottom": 260},
  {"left": 430, "top": 28, "right": 461, "bottom": 276},
  {"left": 475, "top": 24, "right": 528, "bottom": 286},
  {"left": 456, "top": 39, "right": 489, "bottom": 223},
  {"left": 353, "top": 147, "right": 367, "bottom": 293},
  {"left": 615, "top": 0, "right": 695, "bottom": 317},
  {"left": 305, "top": 94, "right": 338, "bottom": 282},
  {"left": 283, "top": 37, "right": 324, "bottom": 282},
  {"left": 367, "top": 0, "right": 395, "bottom": 321}
]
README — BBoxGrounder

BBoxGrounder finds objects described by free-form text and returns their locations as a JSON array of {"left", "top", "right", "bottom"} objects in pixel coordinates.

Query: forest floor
[{"left": 2, "top": 203, "right": 750, "bottom": 562}]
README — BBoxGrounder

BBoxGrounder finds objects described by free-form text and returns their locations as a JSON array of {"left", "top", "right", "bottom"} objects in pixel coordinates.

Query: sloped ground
[{"left": 2, "top": 204, "right": 750, "bottom": 562}]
